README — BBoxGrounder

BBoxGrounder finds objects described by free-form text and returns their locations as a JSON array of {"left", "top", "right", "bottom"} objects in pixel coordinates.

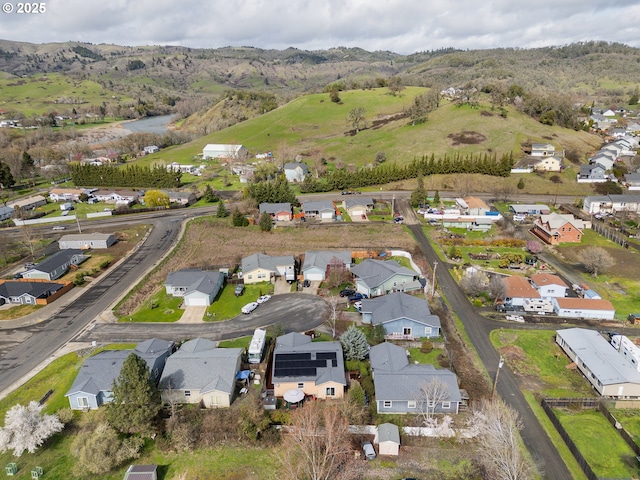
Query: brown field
[{"left": 116, "top": 218, "right": 420, "bottom": 316}]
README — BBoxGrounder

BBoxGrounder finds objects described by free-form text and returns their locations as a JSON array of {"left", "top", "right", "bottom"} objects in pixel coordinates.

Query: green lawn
[
  {"left": 554, "top": 408, "right": 640, "bottom": 478},
  {"left": 610, "top": 409, "right": 640, "bottom": 445},
  {"left": 119, "top": 289, "right": 183, "bottom": 322},
  {"left": 408, "top": 344, "right": 445, "bottom": 365},
  {"left": 490, "top": 329, "right": 595, "bottom": 398},
  {"left": 218, "top": 336, "right": 252, "bottom": 349},
  {"left": 205, "top": 283, "right": 273, "bottom": 321}
]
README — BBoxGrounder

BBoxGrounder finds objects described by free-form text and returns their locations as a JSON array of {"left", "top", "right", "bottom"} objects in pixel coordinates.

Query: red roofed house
[
  {"left": 552, "top": 297, "right": 615, "bottom": 320},
  {"left": 529, "top": 273, "right": 569, "bottom": 298},
  {"left": 531, "top": 213, "right": 584, "bottom": 245},
  {"left": 502, "top": 276, "right": 540, "bottom": 307}
]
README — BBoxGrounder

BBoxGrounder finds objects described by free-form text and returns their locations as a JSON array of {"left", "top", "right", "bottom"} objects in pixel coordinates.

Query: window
[
  {"left": 326, "top": 387, "right": 335, "bottom": 396},
  {"left": 184, "top": 390, "right": 191, "bottom": 397},
  {"left": 424, "top": 327, "right": 432, "bottom": 336},
  {"left": 442, "top": 401, "right": 451, "bottom": 409},
  {"left": 403, "top": 327, "right": 412, "bottom": 336},
  {"left": 258, "top": 273, "right": 266, "bottom": 279},
  {"left": 428, "top": 401, "right": 435, "bottom": 408},
  {"left": 247, "top": 275, "right": 252, "bottom": 280},
  {"left": 407, "top": 400, "right": 417, "bottom": 409},
  {"left": 77, "top": 397, "right": 89, "bottom": 408},
  {"left": 383, "top": 401, "right": 392, "bottom": 409},
  {"left": 297, "top": 383, "right": 304, "bottom": 389}
]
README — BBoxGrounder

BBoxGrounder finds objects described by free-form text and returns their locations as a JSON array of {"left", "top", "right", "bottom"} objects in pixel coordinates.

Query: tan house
[
  {"left": 272, "top": 332, "right": 346, "bottom": 400},
  {"left": 241, "top": 253, "right": 296, "bottom": 284},
  {"left": 533, "top": 155, "right": 563, "bottom": 172}
]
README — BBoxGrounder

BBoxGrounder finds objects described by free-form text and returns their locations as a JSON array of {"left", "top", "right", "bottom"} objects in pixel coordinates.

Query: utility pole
[
  {"left": 431, "top": 260, "right": 438, "bottom": 296},
  {"left": 75, "top": 203, "right": 82, "bottom": 233},
  {"left": 492, "top": 356, "right": 505, "bottom": 400}
]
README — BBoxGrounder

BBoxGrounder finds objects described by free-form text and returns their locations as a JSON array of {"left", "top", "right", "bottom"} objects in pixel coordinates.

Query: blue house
[
  {"left": 360, "top": 292, "right": 440, "bottom": 339},
  {"left": 370, "top": 342, "right": 461, "bottom": 415},
  {"left": 65, "top": 338, "right": 174, "bottom": 410},
  {"left": 350, "top": 259, "right": 421, "bottom": 297}
]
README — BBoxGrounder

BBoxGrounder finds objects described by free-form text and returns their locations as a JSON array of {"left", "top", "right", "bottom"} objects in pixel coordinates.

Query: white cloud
[{"left": 0, "top": 0, "right": 638, "bottom": 53}]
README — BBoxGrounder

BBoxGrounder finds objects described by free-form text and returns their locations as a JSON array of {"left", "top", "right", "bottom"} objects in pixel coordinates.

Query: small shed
[
  {"left": 123, "top": 464, "right": 157, "bottom": 480},
  {"left": 376, "top": 423, "right": 400, "bottom": 456}
]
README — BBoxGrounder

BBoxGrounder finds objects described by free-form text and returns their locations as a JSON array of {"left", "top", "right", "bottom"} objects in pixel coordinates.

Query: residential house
[
  {"left": 123, "top": 465, "right": 158, "bottom": 480},
  {"left": 601, "top": 143, "right": 623, "bottom": 158},
  {"left": 7, "top": 195, "right": 47, "bottom": 211},
  {"left": 623, "top": 173, "right": 640, "bottom": 191},
  {"left": 301, "top": 250, "right": 352, "bottom": 282},
  {"left": 531, "top": 213, "right": 584, "bottom": 245},
  {"left": 502, "top": 275, "right": 540, "bottom": 307},
  {"left": 65, "top": 339, "right": 174, "bottom": 410},
  {"left": 589, "top": 152, "right": 615, "bottom": 170},
  {"left": 578, "top": 164, "right": 607, "bottom": 183},
  {"left": 143, "top": 145, "right": 159, "bottom": 154},
  {"left": 552, "top": 297, "right": 615, "bottom": 320},
  {"left": 342, "top": 197, "right": 375, "bottom": 219},
  {"left": 533, "top": 155, "right": 563, "bottom": 172},
  {"left": 271, "top": 332, "right": 346, "bottom": 400},
  {"left": 160, "top": 338, "right": 242, "bottom": 408},
  {"left": 202, "top": 144, "right": 248, "bottom": 160},
  {"left": 611, "top": 335, "right": 640, "bottom": 372},
  {"left": 164, "top": 269, "right": 226, "bottom": 306},
  {"left": 241, "top": 253, "right": 296, "bottom": 284},
  {"left": 49, "top": 188, "right": 84, "bottom": 202},
  {"left": 360, "top": 292, "right": 441, "bottom": 339},
  {"left": 376, "top": 423, "right": 400, "bottom": 456},
  {"left": 370, "top": 342, "right": 461, "bottom": 415},
  {"left": 0, "top": 205, "right": 13, "bottom": 221},
  {"left": 0, "top": 280, "right": 67, "bottom": 306},
  {"left": 301, "top": 200, "right": 337, "bottom": 221},
  {"left": 583, "top": 194, "right": 640, "bottom": 214},
  {"left": 509, "top": 204, "right": 550, "bottom": 215},
  {"left": 455, "top": 196, "right": 490, "bottom": 215},
  {"left": 531, "top": 143, "right": 555, "bottom": 157},
  {"left": 350, "top": 259, "right": 421, "bottom": 297},
  {"left": 529, "top": 273, "right": 569, "bottom": 298},
  {"left": 93, "top": 189, "right": 139, "bottom": 206},
  {"left": 441, "top": 216, "right": 494, "bottom": 232},
  {"left": 22, "top": 249, "right": 87, "bottom": 281},
  {"left": 556, "top": 328, "right": 640, "bottom": 398},
  {"left": 284, "top": 161, "right": 310, "bottom": 182},
  {"left": 603, "top": 109, "right": 616, "bottom": 117},
  {"left": 165, "top": 191, "right": 197, "bottom": 205},
  {"left": 259, "top": 202, "right": 293, "bottom": 222},
  {"left": 166, "top": 163, "right": 197, "bottom": 175},
  {"left": 58, "top": 233, "right": 116, "bottom": 250}
]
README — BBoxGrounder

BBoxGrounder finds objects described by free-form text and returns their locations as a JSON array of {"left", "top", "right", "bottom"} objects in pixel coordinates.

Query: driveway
[{"left": 177, "top": 306, "right": 206, "bottom": 323}]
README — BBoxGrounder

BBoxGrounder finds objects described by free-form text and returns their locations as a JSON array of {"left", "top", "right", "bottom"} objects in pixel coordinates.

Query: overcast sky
[{"left": 1, "top": 1, "right": 639, "bottom": 54}]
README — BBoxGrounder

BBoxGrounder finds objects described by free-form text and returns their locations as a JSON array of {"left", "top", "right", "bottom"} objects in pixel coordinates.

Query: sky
[{"left": 1, "top": 0, "right": 639, "bottom": 54}]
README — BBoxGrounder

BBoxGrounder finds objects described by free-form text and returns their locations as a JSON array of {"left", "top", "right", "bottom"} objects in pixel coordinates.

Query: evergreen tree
[
  {"left": 434, "top": 190, "right": 440, "bottom": 205},
  {"left": 259, "top": 212, "right": 273, "bottom": 232},
  {"left": 105, "top": 353, "right": 159, "bottom": 435},
  {"left": 203, "top": 184, "right": 219, "bottom": 202},
  {"left": 340, "top": 326, "right": 369, "bottom": 361},
  {"left": 517, "top": 178, "right": 525, "bottom": 190},
  {"left": 216, "top": 200, "right": 229, "bottom": 218},
  {"left": 0, "top": 161, "right": 15, "bottom": 189},
  {"left": 232, "top": 208, "right": 246, "bottom": 227},
  {"left": 410, "top": 174, "right": 427, "bottom": 207}
]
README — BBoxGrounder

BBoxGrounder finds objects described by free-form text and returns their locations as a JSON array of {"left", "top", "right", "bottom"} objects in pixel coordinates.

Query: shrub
[{"left": 420, "top": 339, "right": 433, "bottom": 354}]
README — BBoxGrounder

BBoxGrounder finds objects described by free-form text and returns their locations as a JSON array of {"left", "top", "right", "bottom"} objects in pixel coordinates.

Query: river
[{"left": 123, "top": 114, "right": 174, "bottom": 134}]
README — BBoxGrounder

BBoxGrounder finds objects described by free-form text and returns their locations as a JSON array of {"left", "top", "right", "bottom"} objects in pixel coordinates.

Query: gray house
[
  {"left": 301, "top": 250, "right": 352, "bottom": 282},
  {"left": 164, "top": 269, "right": 226, "bottom": 306},
  {"left": 0, "top": 281, "right": 66, "bottom": 305},
  {"left": 302, "top": 201, "right": 336, "bottom": 221},
  {"left": 360, "top": 292, "right": 441, "bottom": 339},
  {"left": 0, "top": 205, "right": 13, "bottom": 222},
  {"left": 284, "top": 161, "right": 310, "bottom": 182},
  {"left": 22, "top": 249, "right": 87, "bottom": 281},
  {"left": 58, "top": 233, "right": 116, "bottom": 250},
  {"left": 370, "top": 342, "right": 461, "bottom": 415},
  {"left": 351, "top": 259, "right": 421, "bottom": 297},
  {"left": 159, "top": 338, "right": 242, "bottom": 408},
  {"left": 65, "top": 338, "right": 174, "bottom": 410},
  {"left": 578, "top": 164, "right": 607, "bottom": 182}
]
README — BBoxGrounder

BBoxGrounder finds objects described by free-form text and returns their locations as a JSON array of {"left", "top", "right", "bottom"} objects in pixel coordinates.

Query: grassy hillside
[{"left": 140, "top": 87, "right": 603, "bottom": 168}]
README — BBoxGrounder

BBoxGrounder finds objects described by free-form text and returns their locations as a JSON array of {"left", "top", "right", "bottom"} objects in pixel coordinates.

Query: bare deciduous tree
[
  {"left": 488, "top": 276, "right": 506, "bottom": 303},
  {"left": 416, "top": 379, "right": 451, "bottom": 425},
  {"left": 578, "top": 246, "right": 614, "bottom": 277},
  {"left": 325, "top": 295, "right": 340, "bottom": 339},
  {"left": 460, "top": 271, "right": 489, "bottom": 297}
]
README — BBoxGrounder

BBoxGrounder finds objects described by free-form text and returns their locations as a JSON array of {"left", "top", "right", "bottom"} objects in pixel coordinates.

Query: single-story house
[
  {"left": 202, "top": 144, "right": 248, "bottom": 160},
  {"left": 22, "top": 249, "right": 87, "bottom": 281},
  {"left": 531, "top": 143, "right": 555, "bottom": 157},
  {"left": 441, "top": 217, "right": 493, "bottom": 232},
  {"left": 376, "top": 423, "right": 400, "bottom": 456},
  {"left": 49, "top": 188, "right": 84, "bottom": 202},
  {"left": 165, "top": 191, "right": 197, "bottom": 205},
  {"left": 259, "top": 203, "right": 293, "bottom": 222},
  {"left": 165, "top": 163, "right": 197, "bottom": 174},
  {"left": 623, "top": 173, "right": 640, "bottom": 191},
  {"left": 589, "top": 153, "right": 615, "bottom": 171},
  {"left": 370, "top": 342, "right": 461, "bottom": 415},
  {"left": 556, "top": 328, "right": 640, "bottom": 398},
  {"left": 160, "top": 338, "right": 242, "bottom": 408},
  {"left": 7, "top": 195, "right": 47, "bottom": 211},
  {"left": 0, "top": 280, "right": 67, "bottom": 305},
  {"left": 301, "top": 200, "right": 336, "bottom": 221},
  {"left": 351, "top": 259, "right": 421, "bottom": 297},
  {"left": 531, "top": 213, "right": 584, "bottom": 245},
  {"left": 0, "top": 205, "right": 13, "bottom": 221},
  {"left": 123, "top": 465, "right": 158, "bottom": 480},
  {"left": 241, "top": 253, "right": 296, "bottom": 284},
  {"left": 533, "top": 155, "right": 562, "bottom": 172},
  {"left": 284, "top": 161, "right": 310, "bottom": 182},
  {"left": 143, "top": 145, "right": 159, "bottom": 155},
  {"left": 271, "top": 332, "right": 346, "bottom": 400},
  {"left": 58, "top": 233, "right": 116, "bottom": 250},
  {"left": 360, "top": 292, "right": 441, "bottom": 339},
  {"left": 66, "top": 339, "right": 174, "bottom": 410},
  {"left": 509, "top": 204, "right": 550, "bottom": 215},
  {"left": 301, "top": 250, "right": 352, "bottom": 282},
  {"left": 552, "top": 297, "right": 615, "bottom": 320},
  {"left": 164, "top": 269, "right": 226, "bottom": 306},
  {"left": 93, "top": 189, "right": 139, "bottom": 205},
  {"left": 502, "top": 275, "right": 540, "bottom": 307},
  {"left": 342, "top": 197, "right": 375, "bottom": 219},
  {"left": 529, "top": 273, "right": 569, "bottom": 298},
  {"left": 458, "top": 196, "right": 490, "bottom": 216}
]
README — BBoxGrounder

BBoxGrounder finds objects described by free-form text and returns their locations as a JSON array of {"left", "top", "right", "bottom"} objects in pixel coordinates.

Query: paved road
[{"left": 397, "top": 199, "right": 572, "bottom": 480}]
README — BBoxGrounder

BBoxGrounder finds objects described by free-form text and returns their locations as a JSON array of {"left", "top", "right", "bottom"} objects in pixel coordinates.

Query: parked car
[
  {"left": 339, "top": 288, "right": 356, "bottom": 297},
  {"left": 234, "top": 284, "right": 245, "bottom": 297},
  {"left": 348, "top": 293, "right": 367, "bottom": 302},
  {"left": 52, "top": 225, "right": 66, "bottom": 230},
  {"left": 362, "top": 441, "right": 376, "bottom": 460},
  {"left": 241, "top": 302, "right": 259, "bottom": 314},
  {"left": 394, "top": 216, "right": 404, "bottom": 224},
  {"left": 303, "top": 279, "right": 311, "bottom": 288},
  {"left": 257, "top": 295, "right": 271, "bottom": 304},
  {"left": 13, "top": 272, "right": 23, "bottom": 279}
]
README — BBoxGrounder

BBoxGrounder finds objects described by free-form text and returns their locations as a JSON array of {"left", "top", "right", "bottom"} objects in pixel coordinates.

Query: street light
[{"left": 492, "top": 356, "right": 505, "bottom": 400}]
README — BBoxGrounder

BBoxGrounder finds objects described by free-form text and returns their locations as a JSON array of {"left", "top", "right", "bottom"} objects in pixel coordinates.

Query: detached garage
[{"left": 552, "top": 297, "right": 615, "bottom": 320}]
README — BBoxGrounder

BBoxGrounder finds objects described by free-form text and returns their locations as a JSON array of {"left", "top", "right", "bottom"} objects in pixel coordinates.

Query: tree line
[{"left": 70, "top": 164, "right": 181, "bottom": 188}]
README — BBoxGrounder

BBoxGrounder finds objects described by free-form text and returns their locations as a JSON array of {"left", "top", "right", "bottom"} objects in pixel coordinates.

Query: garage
[{"left": 183, "top": 292, "right": 210, "bottom": 307}]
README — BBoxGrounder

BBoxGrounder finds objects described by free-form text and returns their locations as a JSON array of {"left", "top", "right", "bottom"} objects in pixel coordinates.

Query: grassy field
[
  {"left": 610, "top": 409, "right": 640, "bottom": 444},
  {"left": 490, "top": 329, "right": 595, "bottom": 398},
  {"left": 119, "top": 288, "right": 184, "bottom": 322},
  {"left": 554, "top": 408, "right": 640, "bottom": 478}
]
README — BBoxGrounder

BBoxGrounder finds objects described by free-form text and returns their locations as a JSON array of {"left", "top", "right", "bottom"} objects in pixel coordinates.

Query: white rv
[{"left": 248, "top": 328, "right": 267, "bottom": 364}]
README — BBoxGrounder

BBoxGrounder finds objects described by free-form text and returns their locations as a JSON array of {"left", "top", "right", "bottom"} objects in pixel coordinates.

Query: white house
[
  {"left": 552, "top": 297, "right": 615, "bottom": 320},
  {"left": 529, "top": 273, "right": 569, "bottom": 298}
]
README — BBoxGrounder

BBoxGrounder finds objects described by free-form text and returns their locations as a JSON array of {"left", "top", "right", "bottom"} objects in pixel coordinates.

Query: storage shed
[{"left": 376, "top": 423, "right": 400, "bottom": 456}]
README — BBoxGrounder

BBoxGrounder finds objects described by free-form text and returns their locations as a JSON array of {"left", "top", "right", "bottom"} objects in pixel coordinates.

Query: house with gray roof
[
  {"left": 350, "top": 259, "right": 421, "bottom": 297},
  {"left": 370, "top": 342, "right": 461, "bottom": 415},
  {"left": 22, "top": 249, "right": 87, "bottom": 281},
  {"left": 284, "top": 161, "right": 309, "bottom": 182},
  {"left": 271, "top": 332, "right": 347, "bottom": 400},
  {"left": 583, "top": 194, "right": 640, "bottom": 214},
  {"left": 164, "top": 269, "right": 226, "bottom": 306},
  {"left": 302, "top": 200, "right": 336, "bottom": 221},
  {"left": 65, "top": 339, "right": 174, "bottom": 410},
  {"left": 556, "top": 328, "right": 640, "bottom": 398},
  {"left": 360, "top": 292, "right": 440, "bottom": 339},
  {"left": 164, "top": 190, "right": 197, "bottom": 205},
  {"left": 7, "top": 195, "right": 47, "bottom": 211},
  {"left": 623, "top": 173, "right": 640, "bottom": 191},
  {"left": 259, "top": 202, "right": 293, "bottom": 221},
  {"left": 159, "top": 338, "right": 242, "bottom": 408},
  {"left": 58, "top": 232, "right": 116, "bottom": 250},
  {"left": 0, "top": 205, "right": 13, "bottom": 222},
  {"left": 0, "top": 280, "right": 66, "bottom": 305},
  {"left": 342, "top": 197, "right": 374, "bottom": 219},
  {"left": 301, "top": 250, "right": 352, "bottom": 282},
  {"left": 577, "top": 163, "right": 607, "bottom": 183},
  {"left": 241, "top": 253, "right": 295, "bottom": 284},
  {"left": 509, "top": 204, "right": 550, "bottom": 215}
]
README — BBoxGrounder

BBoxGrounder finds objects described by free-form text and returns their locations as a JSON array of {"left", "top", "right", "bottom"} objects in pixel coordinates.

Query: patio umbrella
[{"left": 283, "top": 389, "right": 305, "bottom": 403}]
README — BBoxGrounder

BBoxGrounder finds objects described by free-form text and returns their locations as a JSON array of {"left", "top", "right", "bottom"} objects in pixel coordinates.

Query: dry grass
[{"left": 116, "top": 218, "right": 419, "bottom": 316}]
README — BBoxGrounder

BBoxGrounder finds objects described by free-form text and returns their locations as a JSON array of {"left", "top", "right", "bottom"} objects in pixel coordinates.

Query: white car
[
  {"left": 241, "top": 302, "right": 259, "bottom": 314},
  {"left": 257, "top": 295, "right": 271, "bottom": 304},
  {"left": 52, "top": 225, "right": 66, "bottom": 230}
]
